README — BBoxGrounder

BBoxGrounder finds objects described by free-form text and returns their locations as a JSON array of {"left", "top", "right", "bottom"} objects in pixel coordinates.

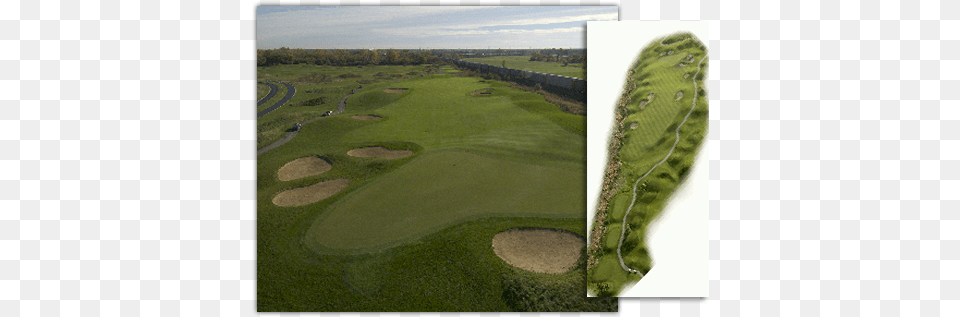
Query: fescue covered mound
[
  {"left": 492, "top": 228, "right": 584, "bottom": 274},
  {"left": 277, "top": 156, "right": 332, "bottom": 181}
]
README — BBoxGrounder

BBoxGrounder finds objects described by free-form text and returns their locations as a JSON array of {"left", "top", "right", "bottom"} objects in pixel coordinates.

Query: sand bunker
[
  {"left": 492, "top": 229, "right": 584, "bottom": 274},
  {"left": 347, "top": 147, "right": 413, "bottom": 159},
  {"left": 277, "top": 156, "right": 332, "bottom": 181},
  {"left": 384, "top": 88, "right": 408, "bottom": 93},
  {"left": 630, "top": 122, "right": 639, "bottom": 130},
  {"left": 639, "top": 93, "right": 656, "bottom": 109},
  {"left": 272, "top": 178, "right": 350, "bottom": 207},
  {"left": 351, "top": 115, "right": 382, "bottom": 121},
  {"left": 675, "top": 91, "right": 684, "bottom": 101}
]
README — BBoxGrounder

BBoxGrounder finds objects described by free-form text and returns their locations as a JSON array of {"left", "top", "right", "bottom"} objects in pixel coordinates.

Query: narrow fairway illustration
[{"left": 587, "top": 31, "right": 709, "bottom": 297}]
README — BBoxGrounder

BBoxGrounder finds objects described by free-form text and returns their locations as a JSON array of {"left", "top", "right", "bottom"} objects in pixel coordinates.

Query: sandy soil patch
[
  {"left": 351, "top": 115, "right": 382, "bottom": 121},
  {"left": 492, "top": 228, "right": 584, "bottom": 274},
  {"left": 272, "top": 178, "right": 350, "bottom": 207},
  {"left": 347, "top": 146, "right": 413, "bottom": 159},
  {"left": 277, "top": 156, "right": 332, "bottom": 181},
  {"left": 384, "top": 88, "right": 408, "bottom": 93}
]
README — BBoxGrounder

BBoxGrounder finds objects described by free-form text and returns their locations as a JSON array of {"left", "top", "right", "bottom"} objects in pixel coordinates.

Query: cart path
[
  {"left": 256, "top": 81, "right": 296, "bottom": 119},
  {"left": 257, "top": 86, "right": 363, "bottom": 157},
  {"left": 616, "top": 53, "right": 708, "bottom": 276},
  {"left": 257, "top": 82, "right": 278, "bottom": 107}
]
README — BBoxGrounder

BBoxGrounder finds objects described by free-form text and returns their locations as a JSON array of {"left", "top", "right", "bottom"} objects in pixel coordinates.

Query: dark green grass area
[
  {"left": 587, "top": 32, "right": 708, "bottom": 296},
  {"left": 257, "top": 64, "right": 435, "bottom": 149},
  {"left": 462, "top": 56, "right": 586, "bottom": 79},
  {"left": 258, "top": 69, "right": 612, "bottom": 311}
]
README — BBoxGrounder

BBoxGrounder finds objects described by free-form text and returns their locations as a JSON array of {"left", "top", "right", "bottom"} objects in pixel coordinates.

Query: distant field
[
  {"left": 257, "top": 67, "right": 612, "bottom": 311},
  {"left": 587, "top": 32, "right": 708, "bottom": 297},
  {"left": 462, "top": 56, "right": 586, "bottom": 79}
]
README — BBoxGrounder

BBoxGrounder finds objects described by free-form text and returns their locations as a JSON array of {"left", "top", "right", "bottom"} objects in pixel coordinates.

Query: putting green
[{"left": 304, "top": 149, "right": 585, "bottom": 252}]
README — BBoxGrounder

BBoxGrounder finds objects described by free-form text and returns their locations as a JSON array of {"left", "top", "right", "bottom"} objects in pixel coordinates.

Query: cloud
[{"left": 256, "top": 6, "right": 616, "bottom": 49}]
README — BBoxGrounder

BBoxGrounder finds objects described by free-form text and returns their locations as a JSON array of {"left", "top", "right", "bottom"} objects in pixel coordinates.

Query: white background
[{"left": 587, "top": 20, "right": 710, "bottom": 297}]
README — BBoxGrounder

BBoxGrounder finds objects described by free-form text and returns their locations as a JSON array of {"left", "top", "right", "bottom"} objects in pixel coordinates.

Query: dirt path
[
  {"left": 616, "top": 53, "right": 708, "bottom": 276},
  {"left": 257, "top": 86, "right": 363, "bottom": 157},
  {"left": 257, "top": 82, "right": 278, "bottom": 106}
]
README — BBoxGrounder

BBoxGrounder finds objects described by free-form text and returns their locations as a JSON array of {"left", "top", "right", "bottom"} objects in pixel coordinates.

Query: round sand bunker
[
  {"left": 277, "top": 156, "right": 332, "bottom": 181},
  {"left": 272, "top": 178, "right": 350, "bottom": 207},
  {"left": 492, "top": 228, "right": 584, "bottom": 274},
  {"left": 347, "top": 147, "right": 413, "bottom": 159},
  {"left": 351, "top": 115, "right": 382, "bottom": 121}
]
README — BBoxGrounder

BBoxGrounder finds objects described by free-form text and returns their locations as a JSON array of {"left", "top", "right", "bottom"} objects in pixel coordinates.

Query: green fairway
[
  {"left": 258, "top": 66, "right": 613, "bottom": 311},
  {"left": 305, "top": 149, "right": 584, "bottom": 252},
  {"left": 587, "top": 32, "right": 708, "bottom": 296},
  {"left": 462, "top": 56, "right": 586, "bottom": 79}
]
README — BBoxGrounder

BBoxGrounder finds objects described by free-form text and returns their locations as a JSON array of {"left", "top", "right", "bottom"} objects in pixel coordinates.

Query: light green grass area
[
  {"left": 587, "top": 32, "right": 708, "bottom": 297},
  {"left": 258, "top": 68, "right": 612, "bottom": 311},
  {"left": 462, "top": 56, "right": 586, "bottom": 79},
  {"left": 305, "top": 149, "right": 584, "bottom": 252}
]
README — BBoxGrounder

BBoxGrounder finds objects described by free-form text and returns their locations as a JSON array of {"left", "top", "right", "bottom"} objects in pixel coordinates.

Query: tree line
[
  {"left": 257, "top": 48, "right": 441, "bottom": 67},
  {"left": 528, "top": 49, "right": 585, "bottom": 67}
]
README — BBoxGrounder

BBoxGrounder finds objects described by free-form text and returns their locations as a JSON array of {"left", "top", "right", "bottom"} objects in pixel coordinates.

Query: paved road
[
  {"left": 257, "top": 85, "right": 364, "bottom": 157},
  {"left": 256, "top": 81, "right": 278, "bottom": 107},
  {"left": 616, "top": 53, "right": 708, "bottom": 276},
  {"left": 256, "top": 81, "right": 296, "bottom": 119}
]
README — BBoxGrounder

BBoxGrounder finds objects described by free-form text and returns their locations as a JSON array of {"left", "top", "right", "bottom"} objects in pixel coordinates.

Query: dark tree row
[
  {"left": 528, "top": 49, "right": 585, "bottom": 66},
  {"left": 257, "top": 48, "right": 441, "bottom": 67}
]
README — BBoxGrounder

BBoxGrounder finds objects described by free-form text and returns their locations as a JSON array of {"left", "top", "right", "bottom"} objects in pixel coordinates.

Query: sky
[{"left": 256, "top": 6, "right": 618, "bottom": 49}]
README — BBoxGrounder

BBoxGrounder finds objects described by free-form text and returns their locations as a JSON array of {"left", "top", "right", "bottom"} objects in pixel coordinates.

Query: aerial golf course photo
[
  {"left": 586, "top": 30, "right": 709, "bottom": 297},
  {"left": 256, "top": 53, "right": 615, "bottom": 311}
]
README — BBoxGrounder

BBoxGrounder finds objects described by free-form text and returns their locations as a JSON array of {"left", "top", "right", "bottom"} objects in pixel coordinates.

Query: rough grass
[
  {"left": 462, "top": 56, "right": 586, "bottom": 79},
  {"left": 587, "top": 32, "right": 708, "bottom": 296},
  {"left": 257, "top": 64, "right": 433, "bottom": 149},
  {"left": 257, "top": 82, "right": 270, "bottom": 102}
]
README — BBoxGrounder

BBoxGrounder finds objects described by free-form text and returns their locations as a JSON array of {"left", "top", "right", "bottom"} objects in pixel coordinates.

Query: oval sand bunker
[
  {"left": 347, "top": 147, "right": 412, "bottom": 159},
  {"left": 272, "top": 178, "right": 350, "bottom": 207},
  {"left": 351, "top": 115, "right": 382, "bottom": 121},
  {"left": 492, "top": 229, "right": 584, "bottom": 274},
  {"left": 277, "top": 156, "right": 332, "bottom": 181}
]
